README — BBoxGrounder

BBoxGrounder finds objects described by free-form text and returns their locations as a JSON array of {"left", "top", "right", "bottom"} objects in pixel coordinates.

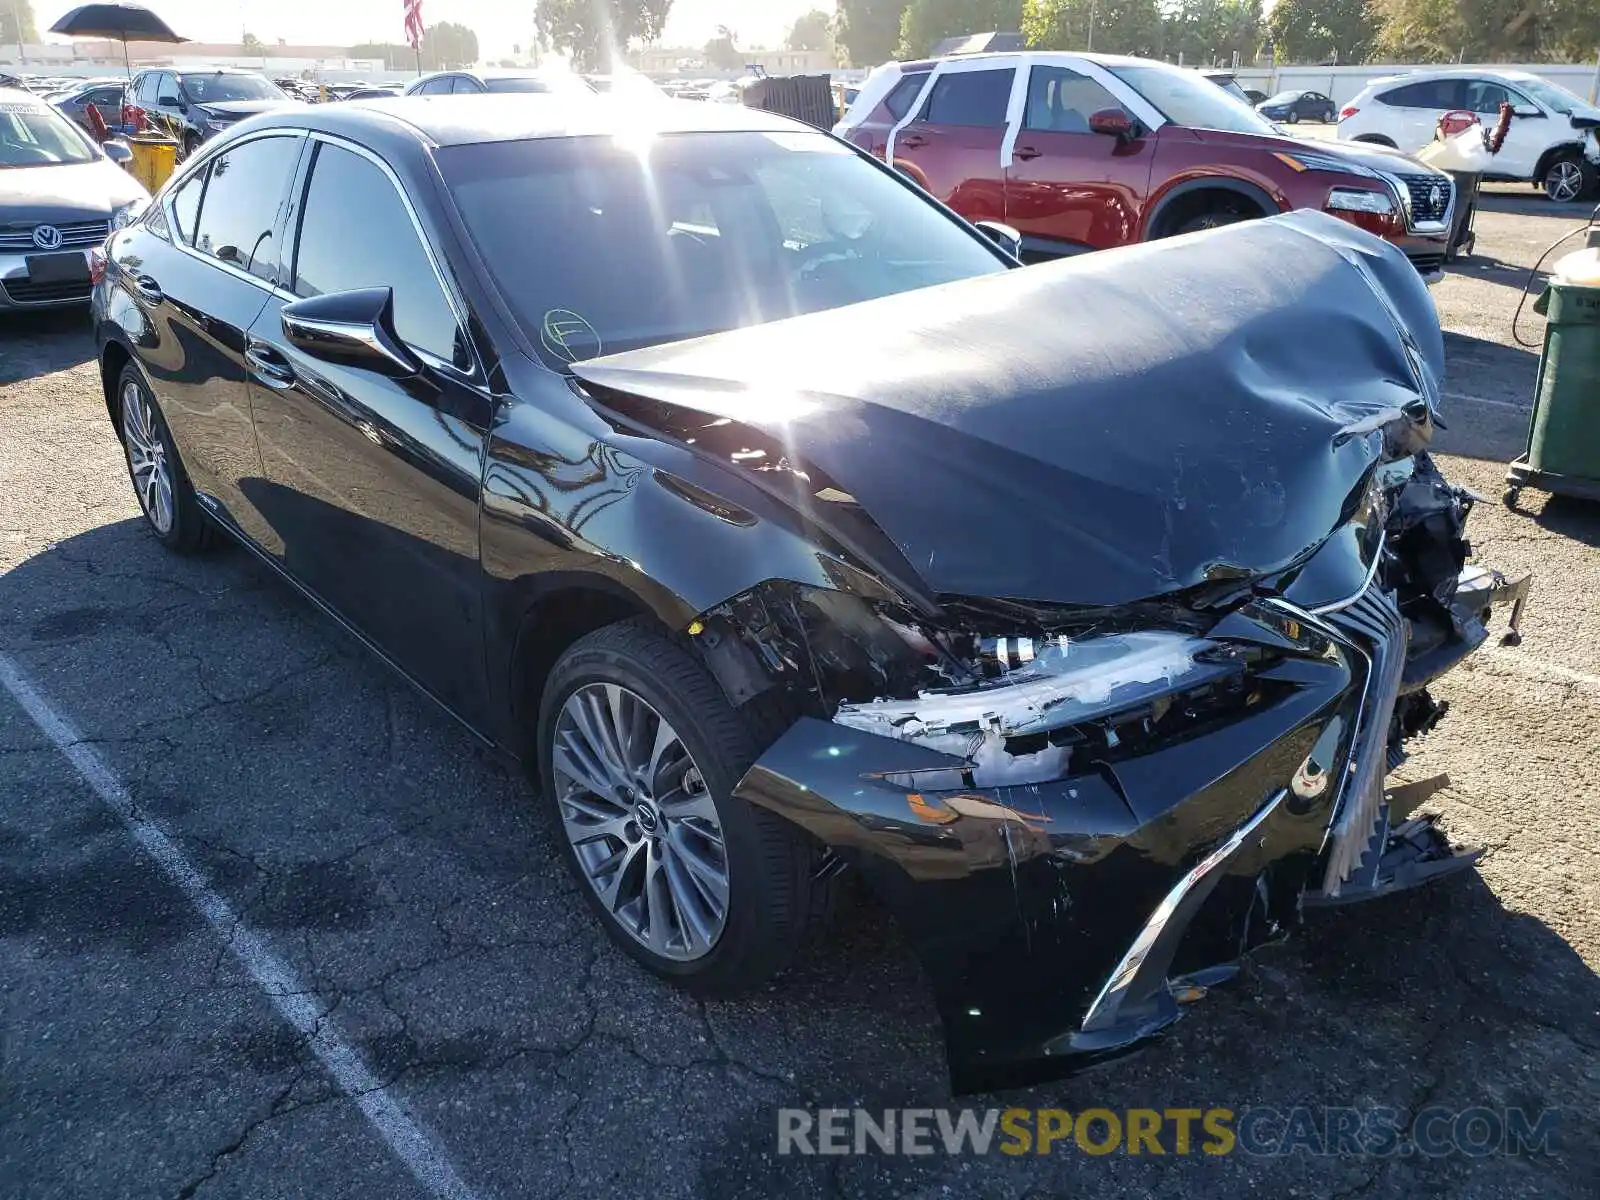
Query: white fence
[{"left": 1231, "top": 61, "right": 1600, "bottom": 106}]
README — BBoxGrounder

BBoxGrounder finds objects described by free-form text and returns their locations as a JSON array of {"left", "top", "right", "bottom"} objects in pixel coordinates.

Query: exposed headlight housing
[
  {"left": 833, "top": 631, "right": 1239, "bottom": 786},
  {"left": 1325, "top": 187, "right": 1395, "bottom": 215}
]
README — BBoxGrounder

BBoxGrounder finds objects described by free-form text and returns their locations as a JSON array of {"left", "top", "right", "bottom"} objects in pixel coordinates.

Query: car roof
[
  {"left": 0, "top": 86, "right": 48, "bottom": 108},
  {"left": 240, "top": 93, "right": 813, "bottom": 148},
  {"left": 896, "top": 50, "right": 1174, "bottom": 71}
]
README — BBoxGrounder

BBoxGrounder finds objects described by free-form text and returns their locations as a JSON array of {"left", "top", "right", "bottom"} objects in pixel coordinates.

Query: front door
[
  {"left": 890, "top": 65, "right": 1014, "bottom": 226},
  {"left": 1005, "top": 65, "right": 1155, "bottom": 252},
  {"left": 245, "top": 137, "right": 493, "bottom": 725},
  {"left": 1465, "top": 78, "right": 1546, "bottom": 180}
]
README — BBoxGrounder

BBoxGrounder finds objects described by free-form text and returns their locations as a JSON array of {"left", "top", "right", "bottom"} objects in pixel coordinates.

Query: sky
[{"left": 33, "top": 1, "right": 824, "bottom": 59}]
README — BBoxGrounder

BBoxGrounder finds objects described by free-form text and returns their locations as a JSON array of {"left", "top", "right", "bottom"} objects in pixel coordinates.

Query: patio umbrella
[{"left": 48, "top": 3, "right": 187, "bottom": 79}]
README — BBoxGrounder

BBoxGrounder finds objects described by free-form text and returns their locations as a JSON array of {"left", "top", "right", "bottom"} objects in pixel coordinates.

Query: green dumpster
[{"left": 1504, "top": 279, "right": 1600, "bottom": 506}]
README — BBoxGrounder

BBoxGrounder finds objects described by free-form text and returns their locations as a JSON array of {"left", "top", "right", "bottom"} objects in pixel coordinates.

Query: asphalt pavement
[{"left": 2, "top": 194, "right": 1598, "bottom": 1199}]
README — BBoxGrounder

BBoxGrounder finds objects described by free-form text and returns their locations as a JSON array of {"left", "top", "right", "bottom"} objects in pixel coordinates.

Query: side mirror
[
  {"left": 973, "top": 219, "right": 1023, "bottom": 260},
  {"left": 1088, "top": 107, "right": 1136, "bottom": 139},
  {"left": 101, "top": 139, "right": 133, "bottom": 167},
  {"left": 280, "top": 287, "right": 422, "bottom": 377}
]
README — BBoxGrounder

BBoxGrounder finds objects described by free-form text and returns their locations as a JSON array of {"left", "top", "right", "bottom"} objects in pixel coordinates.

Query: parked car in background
[
  {"left": 403, "top": 69, "right": 594, "bottom": 97},
  {"left": 53, "top": 80, "right": 127, "bottom": 134},
  {"left": 0, "top": 87, "right": 147, "bottom": 310},
  {"left": 837, "top": 53, "right": 1457, "bottom": 278},
  {"left": 1256, "top": 89, "right": 1336, "bottom": 124},
  {"left": 127, "top": 68, "right": 298, "bottom": 159},
  {"left": 1338, "top": 69, "right": 1600, "bottom": 201},
  {"left": 340, "top": 87, "right": 404, "bottom": 101},
  {"left": 93, "top": 92, "right": 1523, "bottom": 1097}
]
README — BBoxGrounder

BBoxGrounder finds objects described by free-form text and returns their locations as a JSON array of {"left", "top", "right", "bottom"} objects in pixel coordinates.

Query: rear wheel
[
  {"left": 537, "top": 619, "right": 833, "bottom": 996},
  {"left": 1285, "top": 110, "right": 1299, "bottom": 125},
  {"left": 1542, "top": 155, "right": 1595, "bottom": 203},
  {"left": 1354, "top": 134, "right": 1397, "bottom": 149},
  {"left": 115, "top": 365, "right": 213, "bottom": 555}
]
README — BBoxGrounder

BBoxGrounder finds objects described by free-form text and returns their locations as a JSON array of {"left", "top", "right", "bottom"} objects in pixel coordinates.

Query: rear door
[
  {"left": 1005, "top": 64, "right": 1155, "bottom": 252},
  {"left": 117, "top": 133, "right": 305, "bottom": 548},
  {"left": 891, "top": 64, "right": 1016, "bottom": 225},
  {"left": 245, "top": 136, "right": 493, "bottom": 723}
]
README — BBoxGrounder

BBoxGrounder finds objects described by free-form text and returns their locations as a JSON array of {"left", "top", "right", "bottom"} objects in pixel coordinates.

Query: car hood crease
[{"left": 572, "top": 210, "right": 1444, "bottom": 607}]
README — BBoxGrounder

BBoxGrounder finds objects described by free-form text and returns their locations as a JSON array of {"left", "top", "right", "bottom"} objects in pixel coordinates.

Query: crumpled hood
[
  {"left": 197, "top": 99, "right": 296, "bottom": 120},
  {"left": 573, "top": 210, "right": 1444, "bottom": 608},
  {"left": 0, "top": 158, "right": 148, "bottom": 222}
]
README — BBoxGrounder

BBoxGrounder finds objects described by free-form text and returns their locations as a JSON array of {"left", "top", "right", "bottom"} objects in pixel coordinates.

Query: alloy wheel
[
  {"left": 122, "top": 381, "right": 174, "bottom": 535},
  {"left": 551, "top": 683, "right": 729, "bottom": 961},
  {"left": 1547, "top": 160, "right": 1584, "bottom": 202}
]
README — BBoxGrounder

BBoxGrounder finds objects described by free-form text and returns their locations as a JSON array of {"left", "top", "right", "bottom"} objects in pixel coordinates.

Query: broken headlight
[{"left": 833, "top": 631, "right": 1240, "bottom": 787}]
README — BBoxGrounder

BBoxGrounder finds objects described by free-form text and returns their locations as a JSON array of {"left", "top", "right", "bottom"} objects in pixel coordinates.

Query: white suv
[{"left": 1338, "top": 70, "right": 1600, "bottom": 201}]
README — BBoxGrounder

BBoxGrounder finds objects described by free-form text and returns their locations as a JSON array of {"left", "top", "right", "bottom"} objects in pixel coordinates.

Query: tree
[
  {"left": 421, "top": 21, "right": 480, "bottom": 69},
  {"left": 534, "top": 0, "right": 675, "bottom": 71},
  {"left": 242, "top": 31, "right": 263, "bottom": 52},
  {"left": 834, "top": 0, "right": 908, "bottom": 66},
  {"left": 1, "top": 1, "right": 38, "bottom": 45},
  {"left": 1264, "top": 0, "right": 1377, "bottom": 63},
  {"left": 703, "top": 26, "right": 744, "bottom": 69},
  {"left": 787, "top": 8, "right": 833, "bottom": 49},
  {"left": 1160, "top": 0, "right": 1262, "bottom": 66},
  {"left": 1023, "top": 0, "right": 1163, "bottom": 54},
  {"left": 1371, "top": 0, "right": 1599, "bottom": 62},
  {"left": 898, "top": 0, "right": 1022, "bottom": 57}
]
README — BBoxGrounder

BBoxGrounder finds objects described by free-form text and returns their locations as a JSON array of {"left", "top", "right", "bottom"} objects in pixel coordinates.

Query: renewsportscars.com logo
[{"left": 777, "top": 1106, "right": 1560, "bottom": 1158}]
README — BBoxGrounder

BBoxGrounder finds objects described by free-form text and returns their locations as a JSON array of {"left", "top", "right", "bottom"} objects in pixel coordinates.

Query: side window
[
  {"left": 1380, "top": 79, "right": 1463, "bottom": 109},
  {"left": 919, "top": 69, "right": 1014, "bottom": 128},
  {"left": 1024, "top": 66, "right": 1123, "bottom": 133},
  {"left": 135, "top": 73, "right": 157, "bottom": 104},
  {"left": 168, "top": 164, "right": 206, "bottom": 246},
  {"left": 155, "top": 72, "right": 179, "bottom": 103},
  {"left": 882, "top": 72, "right": 930, "bottom": 121},
  {"left": 454, "top": 77, "right": 485, "bottom": 94},
  {"left": 420, "top": 76, "right": 453, "bottom": 95},
  {"left": 192, "top": 135, "right": 301, "bottom": 283},
  {"left": 291, "top": 143, "right": 462, "bottom": 365},
  {"left": 1464, "top": 80, "right": 1514, "bottom": 114}
]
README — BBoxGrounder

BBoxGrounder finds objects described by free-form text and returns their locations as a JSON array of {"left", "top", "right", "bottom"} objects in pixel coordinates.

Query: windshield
[
  {"left": 1516, "top": 77, "right": 1582, "bottom": 116},
  {"left": 440, "top": 130, "right": 1008, "bottom": 367},
  {"left": 1108, "top": 62, "right": 1277, "bottom": 136},
  {"left": 179, "top": 73, "right": 286, "bottom": 103},
  {"left": 0, "top": 101, "right": 97, "bottom": 167}
]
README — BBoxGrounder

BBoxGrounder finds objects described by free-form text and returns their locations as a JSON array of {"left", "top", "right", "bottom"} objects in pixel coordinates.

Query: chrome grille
[
  {"left": 1319, "top": 584, "right": 1408, "bottom": 894},
  {"left": 1, "top": 278, "right": 93, "bottom": 305},
  {"left": 1395, "top": 172, "right": 1452, "bottom": 228},
  {"left": 0, "top": 219, "right": 111, "bottom": 252}
]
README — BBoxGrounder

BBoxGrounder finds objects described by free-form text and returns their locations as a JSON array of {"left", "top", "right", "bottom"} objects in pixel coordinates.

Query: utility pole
[
  {"left": 10, "top": 0, "right": 27, "bottom": 65},
  {"left": 1086, "top": 0, "right": 1096, "bottom": 52}
]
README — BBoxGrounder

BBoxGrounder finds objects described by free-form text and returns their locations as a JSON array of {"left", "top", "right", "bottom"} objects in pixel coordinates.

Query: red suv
[{"left": 837, "top": 53, "right": 1455, "bottom": 278}]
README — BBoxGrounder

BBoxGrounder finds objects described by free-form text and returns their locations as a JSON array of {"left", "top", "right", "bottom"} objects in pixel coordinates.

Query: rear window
[
  {"left": 882, "top": 71, "right": 930, "bottom": 120},
  {"left": 919, "top": 69, "right": 1014, "bottom": 128},
  {"left": 1378, "top": 79, "right": 1464, "bottom": 109},
  {"left": 439, "top": 130, "right": 1006, "bottom": 369}
]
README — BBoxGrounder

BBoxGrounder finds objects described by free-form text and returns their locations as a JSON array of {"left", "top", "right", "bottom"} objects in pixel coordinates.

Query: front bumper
[
  {"left": 0, "top": 248, "right": 95, "bottom": 308},
  {"left": 734, "top": 565, "right": 1521, "bottom": 1093}
]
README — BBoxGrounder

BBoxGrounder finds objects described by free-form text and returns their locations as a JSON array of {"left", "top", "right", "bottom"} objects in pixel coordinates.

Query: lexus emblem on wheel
[{"left": 32, "top": 225, "right": 63, "bottom": 250}]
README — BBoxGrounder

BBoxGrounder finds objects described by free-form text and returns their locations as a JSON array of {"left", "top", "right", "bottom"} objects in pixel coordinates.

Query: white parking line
[
  {"left": 1443, "top": 390, "right": 1533, "bottom": 413},
  {"left": 0, "top": 652, "right": 483, "bottom": 1200}
]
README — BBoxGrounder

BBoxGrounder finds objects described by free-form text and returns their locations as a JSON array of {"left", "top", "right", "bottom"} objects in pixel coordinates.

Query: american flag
[{"left": 403, "top": 0, "right": 424, "bottom": 51}]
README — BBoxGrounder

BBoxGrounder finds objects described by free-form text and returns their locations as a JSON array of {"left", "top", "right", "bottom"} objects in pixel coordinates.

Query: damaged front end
[
  {"left": 568, "top": 212, "right": 1532, "bottom": 1092},
  {"left": 695, "top": 409, "right": 1526, "bottom": 1094}
]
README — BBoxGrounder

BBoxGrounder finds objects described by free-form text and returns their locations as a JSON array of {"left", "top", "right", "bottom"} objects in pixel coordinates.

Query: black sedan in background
[
  {"left": 52, "top": 79, "right": 126, "bottom": 133},
  {"left": 1256, "top": 88, "right": 1338, "bottom": 123},
  {"left": 93, "top": 96, "right": 1520, "bottom": 1093}
]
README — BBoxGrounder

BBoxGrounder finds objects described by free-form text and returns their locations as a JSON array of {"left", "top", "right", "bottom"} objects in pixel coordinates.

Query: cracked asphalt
[{"left": 2, "top": 190, "right": 1599, "bottom": 1198}]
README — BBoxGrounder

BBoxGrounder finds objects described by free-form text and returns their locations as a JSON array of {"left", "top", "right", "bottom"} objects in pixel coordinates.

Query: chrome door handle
[
  {"left": 1013, "top": 145, "right": 1042, "bottom": 161},
  {"left": 245, "top": 339, "right": 295, "bottom": 389}
]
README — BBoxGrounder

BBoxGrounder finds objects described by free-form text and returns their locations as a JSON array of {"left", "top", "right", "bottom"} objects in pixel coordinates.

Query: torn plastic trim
[
  {"left": 1070, "top": 787, "right": 1289, "bottom": 1050},
  {"left": 831, "top": 630, "right": 1240, "bottom": 787}
]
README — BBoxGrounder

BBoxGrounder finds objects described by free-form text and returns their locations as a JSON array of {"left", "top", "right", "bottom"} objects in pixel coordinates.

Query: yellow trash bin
[{"left": 129, "top": 136, "right": 179, "bottom": 194}]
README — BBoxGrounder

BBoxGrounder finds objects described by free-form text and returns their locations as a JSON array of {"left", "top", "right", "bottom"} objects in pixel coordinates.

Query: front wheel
[
  {"left": 1543, "top": 155, "right": 1595, "bottom": 203},
  {"left": 537, "top": 619, "right": 833, "bottom": 996}
]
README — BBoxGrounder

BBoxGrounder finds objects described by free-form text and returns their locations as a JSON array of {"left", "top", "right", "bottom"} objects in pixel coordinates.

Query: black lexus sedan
[{"left": 93, "top": 96, "right": 1526, "bottom": 1092}]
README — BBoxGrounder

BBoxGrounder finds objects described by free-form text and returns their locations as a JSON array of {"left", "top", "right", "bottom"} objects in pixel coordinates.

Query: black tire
[
  {"left": 537, "top": 618, "right": 833, "bottom": 997},
  {"left": 114, "top": 364, "right": 214, "bottom": 555},
  {"left": 1285, "top": 110, "right": 1299, "bottom": 125},
  {"left": 1542, "top": 154, "right": 1596, "bottom": 203},
  {"left": 1173, "top": 209, "right": 1252, "bottom": 236}
]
